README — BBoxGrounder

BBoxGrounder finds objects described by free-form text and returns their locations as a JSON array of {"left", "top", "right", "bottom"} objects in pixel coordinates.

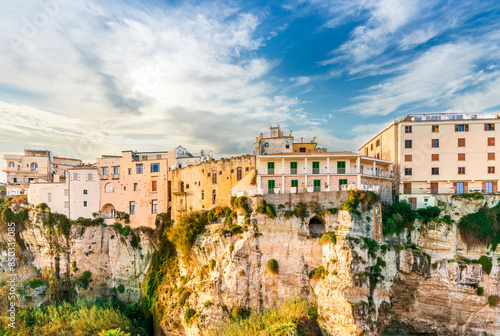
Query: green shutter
[
  {"left": 339, "top": 179, "right": 348, "bottom": 189},
  {"left": 312, "top": 162, "right": 319, "bottom": 169},
  {"left": 337, "top": 161, "right": 345, "bottom": 169},
  {"left": 268, "top": 180, "right": 275, "bottom": 188},
  {"left": 291, "top": 180, "right": 298, "bottom": 187},
  {"left": 290, "top": 162, "right": 297, "bottom": 169},
  {"left": 267, "top": 162, "right": 274, "bottom": 169},
  {"left": 314, "top": 180, "right": 320, "bottom": 186}
]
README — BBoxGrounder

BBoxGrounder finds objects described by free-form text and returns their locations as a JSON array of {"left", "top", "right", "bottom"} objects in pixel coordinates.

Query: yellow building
[
  {"left": 3, "top": 147, "right": 82, "bottom": 196},
  {"left": 171, "top": 155, "right": 255, "bottom": 220},
  {"left": 359, "top": 113, "right": 500, "bottom": 207}
]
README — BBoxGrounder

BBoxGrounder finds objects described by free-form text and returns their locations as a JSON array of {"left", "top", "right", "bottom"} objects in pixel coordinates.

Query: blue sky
[{"left": 2, "top": 0, "right": 500, "bottom": 178}]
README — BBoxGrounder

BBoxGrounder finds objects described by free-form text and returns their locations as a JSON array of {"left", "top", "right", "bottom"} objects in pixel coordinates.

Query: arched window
[
  {"left": 9, "top": 161, "right": 14, "bottom": 168},
  {"left": 236, "top": 167, "right": 242, "bottom": 181},
  {"left": 212, "top": 190, "right": 217, "bottom": 204},
  {"left": 179, "top": 181, "right": 184, "bottom": 192},
  {"left": 31, "top": 162, "right": 38, "bottom": 171},
  {"left": 212, "top": 170, "right": 217, "bottom": 184},
  {"left": 105, "top": 182, "right": 115, "bottom": 193}
]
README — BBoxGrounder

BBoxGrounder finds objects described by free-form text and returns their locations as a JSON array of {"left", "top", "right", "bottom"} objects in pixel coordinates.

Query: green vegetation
[
  {"left": 168, "top": 210, "right": 207, "bottom": 257},
  {"left": 179, "top": 289, "right": 191, "bottom": 306},
  {"left": 36, "top": 203, "right": 49, "bottom": 211},
  {"left": 117, "top": 284, "right": 125, "bottom": 294},
  {"left": 292, "top": 202, "right": 309, "bottom": 221},
  {"left": 256, "top": 200, "right": 276, "bottom": 219},
  {"left": 362, "top": 238, "right": 379, "bottom": 259},
  {"left": 27, "top": 278, "right": 45, "bottom": 289},
  {"left": 228, "top": 306, "right": 250, "bottom": 322},
  {"left": 451, "top": 192, "right": 484, "bottom": 200},
  {"left": 75, "top": 271, "right": 92, "bottom": 290},
  {"left": 209, "top": 259, "right": 216, "bottom": 271},
  {"left": 204, "top": 300, "right": 212, "bottom": 307},
  {"left": 230, "top": 225, "right": 243, "bottom": 234},
  {"left": 0, "top": 299, "right": 148, "bottom": 336},
  {"left": 475, "top": 256, "right": 493, "bottom": 275},
  {"left": 207, "top": 206, "right": 229, "bottom": 223},
  {"left": 382, "top": 201, "right": 445, "bottom": 236},
  {"left": 476, "top": 287, "right": 484, "bottom": 296},
  {"left": 341, "top": 190, "right": 378, "bottom": 217},
  {"left": 98, "top": 329, "right": 130, "bottom": 336},
  {"left": 71, "top": 261, "right": 78, "bottom": 272},
  {"left": 319, "top": 232, "right": 336, "bottom": 245},
  {"left": 230, "top": 196, "right": 251, "bottom": 217},
  {"left": 308, "top": 266, "right": 327, "bottom": 280},
  {"left": 0, "top": 196, "right": 29, "bottom": 228},
  {"left": 458, "top": 203, "right": 500, "bottom": 251},
  {"left": 184, "top": 308, "right": 197, "bottom": 324},
  {"left": 266, "top": 259, "right": 279, "bottom": 275},
  {"left": 121, "top": 225, "right": 131, "bottom": 237},
  {"left": 488, "top": 295, "right": 499, "bottom": 307},
  {"left": 209, "top": 300, "right": 320, "bottom": 336}
]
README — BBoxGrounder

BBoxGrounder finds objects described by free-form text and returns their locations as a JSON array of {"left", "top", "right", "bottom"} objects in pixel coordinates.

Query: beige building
[
  {"left": 28, "top": 167, "right": 100, "bottom": 220},
  {"left": 96, "top": 147, "right": 209, "bottom": 227},
  {"left": 171, "top": 155, "right": 255, "bottom": 220},
  {"left": 3, "top": 147, "right": 82, "bottom": 196},
  {"left": 254, "top": 126, "right": 393, "bottom": 201},
  {"left": 359, "top": 113, "right": 500, "bottom": 208}
]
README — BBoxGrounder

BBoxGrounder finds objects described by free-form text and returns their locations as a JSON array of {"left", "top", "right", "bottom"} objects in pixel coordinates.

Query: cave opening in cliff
[{"left": 308, "top": 216, "right": 325, "bottom": 238}]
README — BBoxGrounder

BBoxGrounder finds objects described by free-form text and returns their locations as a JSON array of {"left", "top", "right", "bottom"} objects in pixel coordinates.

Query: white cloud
[{"left": 290, "top": 76, "right": 311, "bottom": 86}]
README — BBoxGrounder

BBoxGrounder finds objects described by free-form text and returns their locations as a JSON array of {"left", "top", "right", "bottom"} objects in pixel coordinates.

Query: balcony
[
  {"left": 312, "top": 168, "right": 320, "bottom": 174},
  {"left": 337, "top": 168, "right": 346, "bottom": 174},
  {"left": 290, "top": 168, "right": 297, "bottom": 174},
  {"left": 268, "top": 168, "right": 274, "bottom": 174}
]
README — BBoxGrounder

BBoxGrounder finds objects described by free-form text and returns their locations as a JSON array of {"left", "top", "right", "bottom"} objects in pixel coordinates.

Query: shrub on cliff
[
  {"left": 98, "top": 329, "right": 131, "bottom": 336},
  {"left": 256, "top": 200, "right": 276, "bottom": 219},
  {"left": 382, "top": 201, "right": 418, "bottom": 235},
  {"left": 168, "top": 210, "right": 207, "bottom": 257},
  {"left": 228, "top": 306, "right": 250, "bottom": 322},
  {"left": 319, "top": 232, "right": 336, "bottom": 245},
  {"left": 458, "top": 204, "right": 500, "bottom": 251},
  {"left": 308, "top": 266, "right": 327, "bottom": 280},
  {"left": 488, "top": 295, "right": 499, "bottom": 307},
  {"left": 266, "top": 259, "right": 279, "bottom": 275},
  {"left": 184, "top": 308, "right": 197, "bottom": 324},
  {"left": 36, "top": 203, "right": 50, "bottom": 211}
]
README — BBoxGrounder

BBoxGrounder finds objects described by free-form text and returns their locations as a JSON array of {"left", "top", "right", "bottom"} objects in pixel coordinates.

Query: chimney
[{"left": 301, "top": 137, "right": 303, "bottom": 143}]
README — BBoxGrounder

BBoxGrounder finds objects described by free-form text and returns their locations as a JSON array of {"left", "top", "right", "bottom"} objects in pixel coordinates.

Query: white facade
[{"left": 28, "top": 168, "right": 99, "bottom": 220}]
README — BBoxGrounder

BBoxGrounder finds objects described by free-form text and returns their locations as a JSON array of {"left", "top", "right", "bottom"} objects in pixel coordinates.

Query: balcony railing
[
  {"left": 312, "top": 168, "right": 320, "bottom": 174},
  {"left": 268, "top": 168, "right": 274, "bottom": 174},
  {"left": 337, "top": 168, "right": 346, "bottom": 174},
  {"left": 313, "top": 186, "right": 321, "bottom": 192},
  {"left": 290, "top": 168, "right": 297, "bottom": 174}
]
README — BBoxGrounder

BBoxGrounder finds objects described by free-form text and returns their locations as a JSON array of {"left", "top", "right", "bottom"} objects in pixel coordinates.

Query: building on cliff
[
  {"left": 171, "top": 155, "right": 255, "bottom": 220},
  {"left": 96, "top": 147, "right": 210, "bottom": 227},
  {"left": 3, "top": 146, "right": 82, "bottom": 196},
  {"left": 252, "top": 125, "right": 393, "bottom": 201},
  {"left": 359, "top": 112, "right": 500, "bottom": 208},
  {"left": 28, "top": 167, "right": 100, "bottom": 220}
]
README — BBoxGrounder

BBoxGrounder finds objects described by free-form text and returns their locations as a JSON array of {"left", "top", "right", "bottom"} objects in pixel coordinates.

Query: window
[
  {"left": 105, "top": 183, "right": 115, "bottom": 193},
  {"left": 236, "top": 167, "right": 242, "bottom": 181},
  {"left": 136, "top": 164, "right": 143, "bottom": 174},
  {"left": 485, "top": 181, "right": 494, "bottom": 193},
  {"left": 212, "top": 190, "right": 217, "bottom": 205},
  {"left": 8, "top": 161, "right": 14, "bottom": 168},
  {"left": 458, "top": 138, "right": 465, "bottom": 147},
  {"left": 290, "top": 162, "right": 297, "bottom": 174},
  {"left": 431, "top": 154, "right": 439, "bottom": 161},
  {"left": 431, "top": 167, "right": 439, "bottom": 175},
  {"left": 83, "top": 201, "right": 87, "bottom": 207},
  {"left": 246, "top": 167, "right": 249, "bottom": 171},
  {"left": 13, "top": 178, "right": 17, "bottom": 183},
  {"left": 102, "top": 167, "right": 107, "bottom": 178},
  {"left": 337, "top": 161, "right": 346, "bottom": 174},
  {"left": 458, "top": 153, "right": 465, "bottom": 161},
  {"left": 285, "top": 144, "right": 290, "bottom": 149},
  {"left": 339, "top": 179, "right": 348, "bottom": 190},
  {"left": 267, "top": 162, "right": 274, "bottom": 174},
  {"left": 268, "top": 180, "right": 275, "bottom": 194},
  {"left": 31, "top": 162, "right": 38, "bottom": 171},
  {"left": 128, "top": 168, "right": 132, "bottom": 175},
  {"left": 405, "top": 168, "right": 412, "bottom": 176},
  {"left": 371, "top": 143, "right": 374, "bottom": 150},
  {"left": 405, "top": 155, "right": 412, "bottom": 162},
  {"left": 113, "top": 166, "right": 119, "bottom": 179},
  {"left": 212, "top": 170, "right": 217, "bottom": 184},
  {"left": 73, "top": 173, "right": 78, "bottom": 180},
  {"left": 485, "top": 123, "right": 495, "bottom": 131},
  {"left": 291, "top": 180, "right": 298, "bottom": 191},
  {"left": 488, "top": 137, "right": 495, "bottom": 146},
  {"left": 455, "top": 124, "right": 468, "bottom": 132},
  {"left": 64, "top": 189, "right": 68, "bottom": 196},
  {"left": 403, "top": 183, "right": 411, "bottom": 194},
  {"left": 134, "top": 183, "right": 138, "bottom": 191},
  {"left": 152, "top": 181, "right": 157, "bottom": 191},
  {"left": 312, "top": 161, "right": 320, "bottom": 174},
  {"left": 151, "top": 163, "right": 160, "bottom": 173},
  {"left": 488, "top": 166, "right": 495, "bottom": 174},
  {"left": 405, "top": 140, "right": 412, "bottom": 148},
  {"left": 130, "top": 201, "right": 135, "bottom": 215},
  {"left": 87, "top": 173, "right": 93, "bottom": 181},
  {"left": 313, "top": 179, "right": 321, "bottom": 192},
  {"left": 405, "top": 126, "right": 412, "bottom": 133},
  {"left": 432, "top": 125, "right": 439, "bottom": 132},
  {"left": 456, "top": 182, "right": 464, "bottom": 194},
  {"left": 48, "top": 193, "right": 52, "bottom": 202},
  {"left": 152, "top": 200, "right": 158, "bottom": 214},
  {"left": 458, "top": 167, "right": 465, "bottom": 174},
  {"left": 64, "top": 201, "right": 69, "bottom": 208},
  {"left": 201, "top": 190, "right": 204, "bottom": 200},
  {"left": 83, "top": 189, "right": 88, "bottom": 195},
  {"left": 431, "top": 139, "right": 439, "bottom": 148},
  {"left": 299, "top": 147, "right": 306, "bottom": 152},
  {"left": 488, "top": 152, "right": 495, "bottom": 160},
  {"left": 376, "top": 139, "right": 380, "bottom": 147}
]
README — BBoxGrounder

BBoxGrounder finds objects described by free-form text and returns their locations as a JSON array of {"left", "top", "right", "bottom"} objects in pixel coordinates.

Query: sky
[{"left": 2, "top": 0, "right": 500, "bottom": 181}]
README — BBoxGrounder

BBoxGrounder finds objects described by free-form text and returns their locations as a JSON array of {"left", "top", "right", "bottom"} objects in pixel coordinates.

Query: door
[
  {"left": 291, "top": 180, "right": 298, "bottom": 193},
  {"left": 403, "top": 182, "right": 411, "bottom": 194},
  {"left": 313, "top": 179, "right": 321, "bottom": 192},
  {"left": 312, "top": 162, "right": 320, "bottom": 174},
  {"left": 268, "top": 180, "right": 275, "bottom": 194},
  {"left": 337, "top": 161, "right": 346, "bottom": 174},
  {"left": 339, "top": 179, "right": 348, "bottom": 191},
  {"left": 267, "top": 162, "right": 275, "bottom": 174},
  {"left": 430, "top": 182, "right": 438, "bottom": 194},
  {"left": 408, "top": 197, "right": 417, "bottom": 210},
  {"left": 455, "top": 182, "right": 464, "bottom": 194},
  {"left": 290, "top": 162, "right": 297, "bottom": 174}
]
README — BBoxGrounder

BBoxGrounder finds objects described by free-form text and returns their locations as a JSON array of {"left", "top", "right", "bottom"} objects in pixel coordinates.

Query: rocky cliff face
[
  {"left": 0, "top": 208, "right": 156, "bottom": 307},
  {"left": 155, "top": 195, "right": 500, "bottom": 336}
]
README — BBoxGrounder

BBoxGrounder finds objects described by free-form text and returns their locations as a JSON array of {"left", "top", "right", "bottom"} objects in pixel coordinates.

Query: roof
[{"left": 257, "top": 152, "right": 392, "bottom": 164}]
